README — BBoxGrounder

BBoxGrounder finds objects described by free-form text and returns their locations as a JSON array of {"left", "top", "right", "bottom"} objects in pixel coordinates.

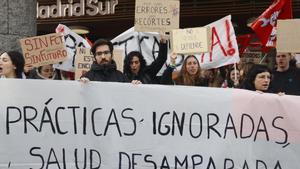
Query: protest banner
[
  {"left": 112, "top": 15, "right": 239, "bottom": 71},
  {"left": 199, "top": 15, "right": 240, "bottom": 69},
  {"left": 112, "top": 28, "right": 167, "bottom": 75},
  {"left": 134, "top": 0, "right": 180, "bottom": 32},
  {"left": 55, "top": 24, "right": 91, "bottom": 72},
  {"left": 74, "top": 48, "right": 124, "bottom": 80},
  {"left": 277, "top": 19, "right": 300, "bottom": 53},
  {"left": 171, "top": 27, "right": 211, "bottom": 54},
  {"left": 0, "top": 79, "right": 300, "bottom": 168},
  {"left": 20, "top": 33, "right": 67, "bottom": 67}
]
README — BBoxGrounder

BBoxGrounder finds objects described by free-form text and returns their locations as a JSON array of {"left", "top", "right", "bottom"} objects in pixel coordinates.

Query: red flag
[
  {"left": 237, "top": 34, "right": 253, "bottom": 55},
  {"left": 251, "top": 0, "right": 293, "bottom": 47}
]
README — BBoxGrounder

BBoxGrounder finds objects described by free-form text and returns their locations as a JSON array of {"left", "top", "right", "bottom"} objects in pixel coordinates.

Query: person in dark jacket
[
  {"left": 123, "top": 35, "right": 168, "bottom": 84},
  {"left": 27, "top": 64, "right": 62, "bottom": 80},
  {"left": 81, "top": 39, "right": 128, "bottom": 82},
  {"left": 240, "top": 64, "right": 272, "bottom": 93},
  {"left": 270, "top": 52, "right": 300, "bottom": 95},
  {"left": 160, "top": 54, "right": 208, "bottom": 86}
]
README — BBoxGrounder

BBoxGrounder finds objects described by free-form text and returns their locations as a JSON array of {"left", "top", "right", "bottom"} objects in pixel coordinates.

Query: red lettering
[
  {"left": 201, "top": 26, "right": 227, "bottom": 63},
  {"left": 24, "top": 39, "right": 34, "bottom": 52},
  {"left": 225, "top": 19, "right": 236, "bottom": 56}
]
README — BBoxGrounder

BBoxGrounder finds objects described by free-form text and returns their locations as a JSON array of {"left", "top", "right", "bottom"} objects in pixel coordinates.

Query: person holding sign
[
  {"left": 240, "top": 64, "right": 272, "bottom": 93},
  {"left": 0, "top": 51, "right": 25, "bottom": 79},
  {"left": 160, "top": 53, "right": 208, "bottom": 86},
  {"left": 80, "top": 39, "right": 128, "bottom": 82},
  {"left": 123, "top": 34, "right": 168, "bottom": 84}
]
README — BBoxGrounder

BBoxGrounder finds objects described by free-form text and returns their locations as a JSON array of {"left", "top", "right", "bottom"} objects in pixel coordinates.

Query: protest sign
[
  {"left": 74, "top": 48, "right": 124, "bottom": 80},
  {"left": 135, "top": 0, "right": 180, "bottom": 32},
  {"left": 113, "top": 49, "right": 124, "bottom": 73},
  {"left": 112, "top": 15, "right": 239, "bottom": 71},
  {"left": 54, "top": 24, "right": 91, "bottom": 72},
  {"left": 74, "top": 48, "right": 93, "bottom": 80},
  {"left": 277, "top": 19, "right": 300, "bottom": 53},
  {"left": 199, "top": 15, "right": 240, "bottom": 69},
  {"left": 171, "top": 27, "right": 211, "bottom": 54},
  {"left": 0, "top": 79, "right": 300, "bottom": 168},
  {"left": 20, "top": 33, "right": 67, "bottom": 67}
]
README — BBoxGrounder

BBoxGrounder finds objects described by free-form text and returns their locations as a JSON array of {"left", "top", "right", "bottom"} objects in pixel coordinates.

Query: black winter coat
[
  {"left": 82, "top": 61, "right": 128, "bottom": 82},
  {"left": 125, "top": 43, "right": 168, "bottom": 84}
]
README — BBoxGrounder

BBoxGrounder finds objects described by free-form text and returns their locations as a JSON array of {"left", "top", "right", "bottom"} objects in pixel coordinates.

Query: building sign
[{"left": 37, "top": 0, "right": 119, "bottom": 19}]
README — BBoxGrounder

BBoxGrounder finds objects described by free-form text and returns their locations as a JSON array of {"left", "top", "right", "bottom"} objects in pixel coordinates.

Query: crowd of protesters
[{"left": 1, "top": 37, "right": 300, "bottom": 96}]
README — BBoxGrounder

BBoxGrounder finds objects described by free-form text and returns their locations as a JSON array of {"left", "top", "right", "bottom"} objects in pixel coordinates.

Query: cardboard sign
[
  {"left": 113, "top": 49, "right": 124, "bottom": 73},
  {"left": 20, "top": 33, "right": 68, "bottom": 67},
  {"left": 134, "top": 0, "right": 180, "bottom": 32},
  {"left": 277, "top": 19, "right": 300, "bottom": 53},
  {"left": 74, "top": 48, "right": 124, "bottom": 80},
  {"left": 74, "top": 48, "right": 94, "bottom": 80},
  {"left": 171, "top": 27, "right": 211, "bottom": 54}
]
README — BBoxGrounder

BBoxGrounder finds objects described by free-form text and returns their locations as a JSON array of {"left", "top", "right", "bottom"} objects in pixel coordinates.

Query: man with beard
[
  {"left": 80, "top": 39, "right": 128, "bottom": 82},
  {"left": 270, "top": 52, "right": 300, "bottom": 95}
]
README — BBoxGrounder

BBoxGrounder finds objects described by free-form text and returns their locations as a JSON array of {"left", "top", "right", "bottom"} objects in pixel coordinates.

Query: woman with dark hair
[
  {"left": 161, "top": 54, "right": 208, "bottom": 86},
  {"left": 240, "top": 64, "right": 272, "bottom": 92},
  {"left": 27, "top": 64, "right": 62, "bottom": 80},
  {"left": 0, "top": 51, "right": 25, "bottom": 79},
  {"left": 123, "top": 35, "right": 167, "bottom": 84},
  {"left": 222, "top": 66, "right": 241, "bottom": 88}
]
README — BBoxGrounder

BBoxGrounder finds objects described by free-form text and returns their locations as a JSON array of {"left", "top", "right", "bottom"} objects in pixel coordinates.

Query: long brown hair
[{"left": 174, "top": 55, "right": 205, "bottom": 86}]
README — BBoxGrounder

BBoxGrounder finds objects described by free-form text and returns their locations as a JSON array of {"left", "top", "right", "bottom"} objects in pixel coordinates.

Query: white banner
[
  {"left": 112, "top": 15, "right": 239, "bottom": 71},
  {"left": 55, "top": 24, "right": 91, "bottom": 72},
  {"left": 199, "top": 15, "right": 240, "bottom": 69},
  {"left": 0, "top": 79, "right": 300, "bottom": 168}
]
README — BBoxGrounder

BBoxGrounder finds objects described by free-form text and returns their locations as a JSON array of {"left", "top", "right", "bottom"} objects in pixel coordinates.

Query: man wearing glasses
[{"left": 80, "top": 39, "right": 128, "bottom": 82}]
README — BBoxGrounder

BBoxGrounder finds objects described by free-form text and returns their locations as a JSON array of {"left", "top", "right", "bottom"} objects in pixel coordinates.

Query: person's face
[
  {"left": 94, "top": 45, "right": 112, "bottom": 65},
  {"left": 254, "top": 71, "right": 271, "bottom": 91},
  {"left": 185, "top": 57, "right": 199, "bottom": 75},
  {"left": 230, "top": 69, "right": 240, "bottom": 82},
  {"left": 0, "top": 52, "right": 16, "bottom": 78},
  {"left": 276, "top": 53, "right": 291, "bottom": 71},
  {"left": 40, "top": 64, "right": 54, "bottom": 79},
  {"left": 130, "top": 56, "right": 141, "bottom": 75}
]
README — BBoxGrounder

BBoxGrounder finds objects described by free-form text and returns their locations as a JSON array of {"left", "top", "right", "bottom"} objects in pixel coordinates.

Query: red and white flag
[{"left": 251, "top": 0, "right": 292, "bottom": 47}]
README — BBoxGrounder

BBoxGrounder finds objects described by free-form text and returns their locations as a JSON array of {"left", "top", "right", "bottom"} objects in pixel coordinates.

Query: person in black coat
[
  {"left": 270, "top": 52, "right": 300, "bottom": 95},
  {"left": 81, "top": 39, "right": 128, "bottom": 82},
  {"left": 240, "top": 64, "right": 272, "bottom": 93},
  {"left": 123, "top": 35, "right": 168, "bottom": 84}
]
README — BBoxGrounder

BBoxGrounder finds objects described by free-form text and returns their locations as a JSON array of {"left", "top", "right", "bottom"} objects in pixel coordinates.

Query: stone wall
[{"left": 0, "top": 0, "right": 36, "bottom": 53}]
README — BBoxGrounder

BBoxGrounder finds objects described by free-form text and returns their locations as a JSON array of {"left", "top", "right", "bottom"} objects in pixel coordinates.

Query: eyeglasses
[{"left": 95, "top": 50, "right": 111, "bottom": 57}]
